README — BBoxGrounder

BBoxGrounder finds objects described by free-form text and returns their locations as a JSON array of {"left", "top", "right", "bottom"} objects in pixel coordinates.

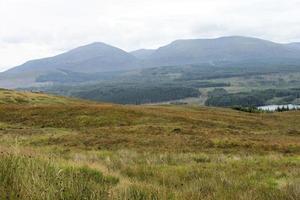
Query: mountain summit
[
  {"left": 144, "top": 36, "right": 300, "bottom": 66},
  {"left": 0, "top": 42, "right": 139, "bottom": 88},
  {"left": 6, "top": 42, "right": 139, "bottom": 75}
]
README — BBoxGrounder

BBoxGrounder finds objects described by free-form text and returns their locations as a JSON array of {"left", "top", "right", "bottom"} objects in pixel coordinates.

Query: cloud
[{"left": 1, "top": 0, "right": 300, "bottom": 71}]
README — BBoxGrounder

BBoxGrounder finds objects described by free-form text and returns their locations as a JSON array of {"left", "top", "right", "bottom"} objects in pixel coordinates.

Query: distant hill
[
  {"left": 0, "top": 42, "right": 140, "bottom": 88},
  {"left": 6, "top": 42, "right": 139, "bottom": 74},
  {"left": 145, "top": 36, "right": 300, "bottom": 66},
  {"left": 1, "top": 36, "right": 300, "bottom": 89}
]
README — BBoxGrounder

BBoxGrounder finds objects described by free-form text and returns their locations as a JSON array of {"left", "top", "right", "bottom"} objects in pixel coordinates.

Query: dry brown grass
[
  {"left": 0, "top": 100, "right": 299, "bottom": 153},
  {"left": 0, "top": 90, "right": 300, "bottom": 199}
]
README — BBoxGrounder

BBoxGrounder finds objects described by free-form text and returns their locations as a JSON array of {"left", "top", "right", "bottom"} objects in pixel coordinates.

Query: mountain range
[{"left": 1, "top": 36, "right": 300, "bottom": 88}]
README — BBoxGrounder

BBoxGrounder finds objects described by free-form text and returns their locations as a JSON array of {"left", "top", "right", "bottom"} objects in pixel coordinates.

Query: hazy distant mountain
[
  {"left": 1, "top": 36, "right": 300, "bottom": 89},
  {"left": 287, "top": 42, "right": 300, "bottom": 49},
  {"left": 0, "top": 42, "right": 140, "bottom": 88},
  {"left": 130, "top": 49, "right": 155, "bottom": 60},
  {"left": 6, "top": 42, "right": 139, "bottom": 74},
  {"left": 145, "top": 36, "right": 300, "bottom": 66}
]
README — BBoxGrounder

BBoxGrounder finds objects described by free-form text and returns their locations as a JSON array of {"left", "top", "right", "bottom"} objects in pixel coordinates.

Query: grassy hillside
[
  {"left": 0, "top": 90, "right": 300, "bottom": 199},
  {"left": 0, "top": 89, "right": 81, "bottom": 105}
]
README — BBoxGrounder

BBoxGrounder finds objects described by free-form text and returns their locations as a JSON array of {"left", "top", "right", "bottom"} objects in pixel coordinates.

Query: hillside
[
  {"left": 0, "top": 90, "right": 300, "bottom": 199},
  {"left": 37, "top": 62, "right": 300, "bottom": 105},
  {"left": 11, "top": 42, "right": 139, "bottom": 74},
  {"left": 0, "top": 42, "right": 140, "bottom": 88},
  {"left": 0, "top": 88, "right": 81, "bottom": 105}
]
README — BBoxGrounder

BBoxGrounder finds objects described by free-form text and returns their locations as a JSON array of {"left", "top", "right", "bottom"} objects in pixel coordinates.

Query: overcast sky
[{"left": 1, "top": 0, "right": 300, "bottom": 71}]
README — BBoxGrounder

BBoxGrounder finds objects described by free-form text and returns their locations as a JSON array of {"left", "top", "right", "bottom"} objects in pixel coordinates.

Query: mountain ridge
[
  {"left": 1, "top": 36, "right": 300, "bottom": 88},
  {"left": 146, "top": 36, "right": 300, "bottom": 66}
]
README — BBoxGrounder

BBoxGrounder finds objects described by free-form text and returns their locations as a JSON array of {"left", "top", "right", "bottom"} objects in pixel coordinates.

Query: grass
[
  {"left": 0, "top": 90, "right": 300, "bottom": 199},
  {"left": 0, "top": 89, "right": 81, "bottom": 105},
  {"left": 0, "top": 152, "right": 118, "bottom": 200}
]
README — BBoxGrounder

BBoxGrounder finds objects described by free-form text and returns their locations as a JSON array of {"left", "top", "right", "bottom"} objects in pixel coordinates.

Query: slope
[
  {"left": 1, "top": 90, "right": 300, "bottom": 199},
  {"left": 0, "top": 89, "right": 299, "bottom": 153},
  {"left": 0, "top": 42, "right": 140, "bottom": 88}
]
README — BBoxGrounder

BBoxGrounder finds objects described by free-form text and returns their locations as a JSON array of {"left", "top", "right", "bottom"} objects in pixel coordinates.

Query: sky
[{"left": 1, "top": 0, "right": 300, "bottom": 71}]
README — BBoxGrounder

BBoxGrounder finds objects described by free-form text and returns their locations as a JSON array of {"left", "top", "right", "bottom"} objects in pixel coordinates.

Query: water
[{"left": 258, "top": 104, "right": 300, "bottom": 111}]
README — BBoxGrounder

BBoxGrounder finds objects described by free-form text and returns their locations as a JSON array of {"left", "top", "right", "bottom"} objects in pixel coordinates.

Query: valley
[
  {"left": 1, "top": 36, "right": 300, "bottom": 108},
  {"left": 29, "top": 65, "right": 300, "bottom": 107}
]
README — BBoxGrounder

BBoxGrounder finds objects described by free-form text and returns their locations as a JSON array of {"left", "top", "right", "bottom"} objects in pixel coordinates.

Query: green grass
[
  {"left": 0, "top": 152, "right": 118, "bottom": 200},
  {"left": 0, "top": 90, "right": 300, "bottom": 199}
]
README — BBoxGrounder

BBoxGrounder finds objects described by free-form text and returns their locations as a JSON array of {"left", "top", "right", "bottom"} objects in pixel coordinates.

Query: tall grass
[
  {"left": 0, "top": 153, "right": 118, "bottom": 200},
  {"left": 1, "top": 146, "right": 300, "bottom": 199},
  {"left": 105, "top": 151, "right": 300, "bottom": 200}
]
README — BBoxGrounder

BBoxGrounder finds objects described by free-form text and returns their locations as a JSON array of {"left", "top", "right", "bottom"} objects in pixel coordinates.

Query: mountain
[
  {"left": 1, "top": 36, "right": 300, "bottom": 89},
  {"left": 0, "top": 42, "right": 140, "bottom": 88},
  {"left": 6, "top": 42, "right": 139, "bottom": 74},
  {"left": 130, "top": 49, "right": 155, "bottom": 60},
  {"left": 146, "top": 36, "right": 300, "bottom": 66},
  {"left": 287, "top": 42, "right": 300, "bottom": 49}
]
